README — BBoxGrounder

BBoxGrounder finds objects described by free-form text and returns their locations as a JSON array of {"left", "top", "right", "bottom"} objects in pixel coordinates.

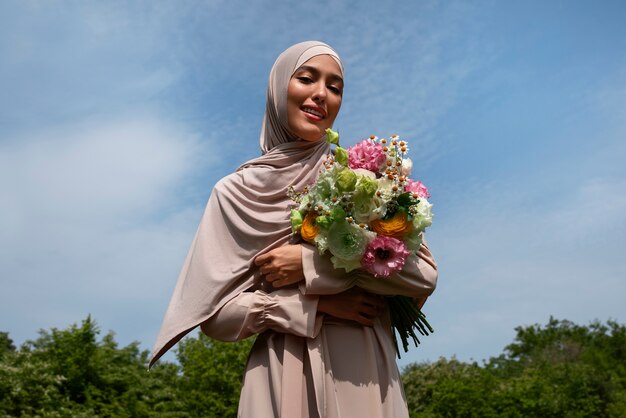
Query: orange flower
[
  {"left": 371, "top": 211, "right": 412, "bottom": 237},
  {"left": 301, "top": 212, "right": 320, "bottom": 242}
]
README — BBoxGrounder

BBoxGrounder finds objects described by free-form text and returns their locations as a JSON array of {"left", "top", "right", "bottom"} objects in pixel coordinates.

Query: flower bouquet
[{"left": 289, "top": 129, "right": 434, "bottom": 356}]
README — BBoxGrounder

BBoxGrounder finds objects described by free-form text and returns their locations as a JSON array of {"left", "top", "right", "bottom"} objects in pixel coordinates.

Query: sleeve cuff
[
  {"left": 253, "top": 289, "right": 322, "bottom": 338},
  {"left": 300, "top": 243, "right": 354, "bottom": 295}
]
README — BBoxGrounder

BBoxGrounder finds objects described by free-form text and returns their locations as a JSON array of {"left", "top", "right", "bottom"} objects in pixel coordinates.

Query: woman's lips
[{"left": 301, "top": 106, "right": 325, "bottom": 121}]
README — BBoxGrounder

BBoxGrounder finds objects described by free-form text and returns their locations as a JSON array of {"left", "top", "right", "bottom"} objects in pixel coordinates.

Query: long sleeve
[
  {"left": 200, "top": 288, "right": 323, "bottom": 342},
  {"left": 300, "top": 240, "right": 438, "bottom": 298}
]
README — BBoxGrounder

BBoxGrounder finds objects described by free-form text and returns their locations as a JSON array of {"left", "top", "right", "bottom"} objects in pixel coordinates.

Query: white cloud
[
  {"left": 396, "top": 172, "right": 626, "bottom": 367},
  {"left": 0, "top": 114, "right": 214, "bottom": 348}
]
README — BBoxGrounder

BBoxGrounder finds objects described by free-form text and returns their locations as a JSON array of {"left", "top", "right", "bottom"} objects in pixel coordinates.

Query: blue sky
[{"left": 1, "top": 0, "right": 625, "bottom": 368}]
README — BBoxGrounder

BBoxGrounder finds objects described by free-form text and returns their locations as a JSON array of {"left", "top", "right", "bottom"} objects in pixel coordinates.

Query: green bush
[{"left": 402, "top": 318, "right": 626, "bottom": 417}]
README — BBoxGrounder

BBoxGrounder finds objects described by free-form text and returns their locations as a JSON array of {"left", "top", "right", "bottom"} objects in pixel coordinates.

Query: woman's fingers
[
  {"left": 254, "top": 253, "right": 271, "bottom": 266},
  {"left": 317, "top": 289, "right": 387, "bottom": 327},
  {"left": 361, "top": 293, "right": 386, "bottom": 309},
  {"left": 358, "top": 304, "right": 379, "bottom": 318},
  {"left": 268, "top": 273, "right": 300, "bottom": 288},
  {"left": 259, "top": 263, "right": 274, "bottom": 275},
  {"left": 255, "top": 245, "right": 305, "bottom": 285},
  {"left": 265, "top": 272, "right": 284, "bottom": 282},
  {"left": 355, "top": 314, "right": 375, "bottom": 327}
]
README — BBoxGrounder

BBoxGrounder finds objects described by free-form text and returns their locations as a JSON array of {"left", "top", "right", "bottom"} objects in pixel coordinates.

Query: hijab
[{"left": 150, "top": 41, "right": 343, "bottom": 367}]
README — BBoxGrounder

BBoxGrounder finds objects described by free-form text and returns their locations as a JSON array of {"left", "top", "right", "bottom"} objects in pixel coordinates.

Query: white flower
[
  {"left": 353, "top": 198, "right": 379, "bottom": 223},
  {"left": 377, "top": 178, "right": 396, "bottom": 201},
  {"left": 412, "top": 199, "right": 433, "bottom": 231},
  {"left": 401, "top": 158, "right": 413, "bottom": 177},
  {"left": 352, "top": 168, "right": 376, "bottom": 179}
]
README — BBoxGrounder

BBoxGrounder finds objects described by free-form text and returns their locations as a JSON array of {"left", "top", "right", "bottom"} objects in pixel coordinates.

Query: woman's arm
[
  {"left": 300, "top": 240, "right": 438, "bottom": 299},
  {"left": 200, "top": 288, "right": 321, "bottom": 342},
  {"left": 201, "top": 286, "right": 386, "bottom": 342}
]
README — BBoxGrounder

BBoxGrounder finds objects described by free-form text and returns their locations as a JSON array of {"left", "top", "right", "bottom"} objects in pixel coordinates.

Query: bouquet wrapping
[{"left": 289, "top": 129, "right": 434, "bottom": 355}]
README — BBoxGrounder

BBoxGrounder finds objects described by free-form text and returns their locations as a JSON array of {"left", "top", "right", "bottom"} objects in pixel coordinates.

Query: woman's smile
[
  {"left": 301, "top": 104, "right": 326, "bottom": 120},
  {"left": 287, "top": 54, "right": 343, "bottom": 141}
]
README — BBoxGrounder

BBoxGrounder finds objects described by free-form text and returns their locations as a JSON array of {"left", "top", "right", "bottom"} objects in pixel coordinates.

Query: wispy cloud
[
  {"left": 0, "top": 113, "right": 212, "bottom": 344},
  {"left": 1, "top": 1, "right": 625, "bottom": 367}
]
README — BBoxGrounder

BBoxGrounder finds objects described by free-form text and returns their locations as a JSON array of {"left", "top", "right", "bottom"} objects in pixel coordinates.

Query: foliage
[
  {"left": 175, "top": 333, "right": 255, "bottom": 417},
  {"left": 2, "top": 316, "right": 625, "bottom": 416},
  {"left": 402, "top": 317, "right": 626, "bottom": 417},
  {"left": 0, "top": 317, "right": 254, "bottom": 417}
]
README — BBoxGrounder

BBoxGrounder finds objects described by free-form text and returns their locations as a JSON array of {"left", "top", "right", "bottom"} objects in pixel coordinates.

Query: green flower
[
  {"left": 313, "top": 170, "right": 335, "bottom": 200},
  {"left": 350, "top": 175, "right": 379, "bottom": 223},
  {"left": 404, "top": 227, "right": 424, "bottom": 251},
  {"left": 327, "top": 221, "right": 373, "bottom": 261},
  {"left": 336, "top": 168, "right": 357, "bottom": 193},
  {"left": 297, "top": 194, "right": 312, "bottom": 212},
  {"left": 315, "top": 215, "right": 332, "bottom": 230},
  {"left": 331, "top": 206, "right": 346, "bottom": 222},
  {"left": 335, "top": 146, "right": 348, "bottom": 166},
  {"left": 314, "top": 233, "right": 329, "bottom": 254},
  {"left": 355, "top": 175, "right": 377, "bottom": 199},
  {"left": 331, "top": 255, "right": 362, "bottom": 272},
  {"left": 290, "top": 209, "right": 303, "bottom": 233},
  {"left": 325, "top": 128, "right": 340, "bottom": 145}
]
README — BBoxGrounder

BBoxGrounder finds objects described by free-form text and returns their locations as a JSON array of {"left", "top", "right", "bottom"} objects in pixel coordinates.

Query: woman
[{"left": 151, "top": 41, "right": 437, "bottom": 418}]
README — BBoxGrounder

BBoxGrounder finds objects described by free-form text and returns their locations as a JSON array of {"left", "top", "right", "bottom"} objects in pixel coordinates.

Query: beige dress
[{"left": 201, "top": 242, "right": 437, "bottom": 418}]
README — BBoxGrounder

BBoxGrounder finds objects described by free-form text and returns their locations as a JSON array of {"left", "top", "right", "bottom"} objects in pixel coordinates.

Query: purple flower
[
  {"left": 348, "top": 140, "right": 386, "bottom": 173},
  {"left": 404, "top": 179, "right": 430, "bottom": 198},
  {"left": 361, "top": 236, "right": 410, "bottom": 278}
]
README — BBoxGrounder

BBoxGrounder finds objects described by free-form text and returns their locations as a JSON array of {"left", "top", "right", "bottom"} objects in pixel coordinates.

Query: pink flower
[
  {"left": 348, "top": 140, "right": 386, "bottom": 173},
  {"left": 361, "top": 236, "right": 410, "bottom": 278},
  {"left": 404, "top": 180, "right": 430, "bottom": 198}
]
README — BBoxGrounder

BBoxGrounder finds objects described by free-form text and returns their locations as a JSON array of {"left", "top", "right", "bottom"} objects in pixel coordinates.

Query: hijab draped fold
[{"left": 150, "top": 41, "right": 343, "bottom": 367}]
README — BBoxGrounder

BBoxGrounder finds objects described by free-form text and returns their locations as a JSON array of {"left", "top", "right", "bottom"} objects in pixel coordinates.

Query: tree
[
  {"left": 174, "top": 332, "right": 255, "bottom": 417},
  {"left": 0, "top": 317, "right": 184, "bottom": 417},
  {"left": 402, "top": 318, "right": 626, "bottom": 417}
]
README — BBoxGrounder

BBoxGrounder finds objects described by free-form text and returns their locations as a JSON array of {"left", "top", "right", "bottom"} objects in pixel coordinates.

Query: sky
[{"left": 1, "top": 0, "right": 625, "bottom": 369}]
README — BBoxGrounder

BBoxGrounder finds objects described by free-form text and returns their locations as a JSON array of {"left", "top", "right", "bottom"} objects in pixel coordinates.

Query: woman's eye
[
  {"left": 328, "top": 85, "right": 342, "bottom": 95},
  {"left": 298, "top": 76, "right": 313, "bottom": 83}
]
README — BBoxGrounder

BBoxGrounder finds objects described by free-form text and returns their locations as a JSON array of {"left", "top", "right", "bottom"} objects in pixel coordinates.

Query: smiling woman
[
  {"left": 150, "top": 41, "right": 437, "bottom": 418},
  {"left": 287, "top": 55, "right": 344, "bottom": 141}
]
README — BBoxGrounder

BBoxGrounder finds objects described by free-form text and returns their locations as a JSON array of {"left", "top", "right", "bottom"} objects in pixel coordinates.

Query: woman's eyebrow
[{"left": 296, "top": 65, "right": 344, "bottom": 85}]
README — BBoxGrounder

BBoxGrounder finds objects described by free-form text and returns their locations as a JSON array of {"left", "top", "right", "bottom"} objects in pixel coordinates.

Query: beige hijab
[{"left": 150, "top": 41, "right": 343, "bottom": 367}]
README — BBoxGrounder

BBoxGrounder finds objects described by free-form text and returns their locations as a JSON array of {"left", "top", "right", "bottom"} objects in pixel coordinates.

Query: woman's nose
[{"left": 312, "top": 83, "right": 327, "bottom": 102}]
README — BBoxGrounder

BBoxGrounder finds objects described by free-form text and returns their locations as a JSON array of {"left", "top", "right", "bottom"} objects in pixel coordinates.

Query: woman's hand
[
  {"left": 317, "top": 287, "right": 386, "bottom": 327},
  {"left": 254, "top": 244, "right": 305, "bottom": 288}
]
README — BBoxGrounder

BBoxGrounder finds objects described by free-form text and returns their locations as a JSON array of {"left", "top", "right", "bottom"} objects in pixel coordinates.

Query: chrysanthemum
[
  {"left": 348, "top": 140, "right": 386, "bottom": 173},
  {"left": 361, "top": 236, "right": 410, "bottom": 278}
]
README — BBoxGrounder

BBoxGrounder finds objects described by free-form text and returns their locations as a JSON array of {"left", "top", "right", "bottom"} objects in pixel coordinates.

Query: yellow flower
[
  {"left": 370, "top": 211, "right": 412, "bottom": 237},
  {"left": 301, "top": 212, "right": 320, "bottom": 242}
]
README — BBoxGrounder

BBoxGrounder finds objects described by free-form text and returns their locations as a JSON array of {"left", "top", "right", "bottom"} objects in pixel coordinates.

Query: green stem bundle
[{"left": 387, "top": 296, "right": 434, "bottom": 358}]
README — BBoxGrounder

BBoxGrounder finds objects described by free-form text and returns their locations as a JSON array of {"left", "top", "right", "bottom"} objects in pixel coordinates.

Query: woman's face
[{"left": 287, "top": 54, "right": 343, "bottom": 141}]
